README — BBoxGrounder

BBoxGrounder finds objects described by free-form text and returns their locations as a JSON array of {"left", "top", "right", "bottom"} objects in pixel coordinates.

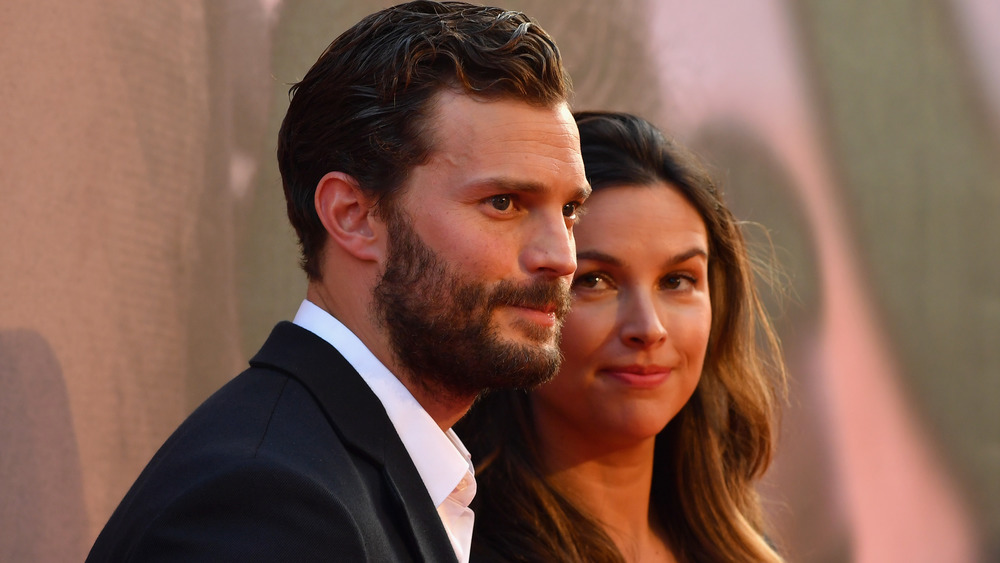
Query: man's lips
[
  {"left": 601, "top": 364, "right": 672, "bottom": 388},
  {"left": 507, "top": 304, "right": 558, "bottom": 327},
  {"left": 520, "top": 303, "right": 557, "bottom": 315},
  {"left": 489, "top": 277, "right": 570, "bottom": 331}
]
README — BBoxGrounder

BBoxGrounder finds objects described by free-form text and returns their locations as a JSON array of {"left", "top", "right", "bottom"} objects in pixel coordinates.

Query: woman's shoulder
[
  {"left": 470, "top": 541, "right": 537, "bottom": 563},
  {"left": 470, "top": 542, "right": 509, "bottom": 563}
]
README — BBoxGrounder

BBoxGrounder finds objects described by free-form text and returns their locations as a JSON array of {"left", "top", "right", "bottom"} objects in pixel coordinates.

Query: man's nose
[{"left": 520, "top": 212, "right": 576, "bottom": 278}]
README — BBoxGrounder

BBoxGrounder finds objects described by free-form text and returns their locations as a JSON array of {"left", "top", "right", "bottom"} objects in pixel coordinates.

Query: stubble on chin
[{"left": 371, "top": 211, "right": 570, "bottom": 398}]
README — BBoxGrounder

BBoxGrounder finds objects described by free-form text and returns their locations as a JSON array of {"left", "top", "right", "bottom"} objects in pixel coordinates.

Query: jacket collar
[{"left": 250, "top": 322, "right": 458, "bottom": 563}]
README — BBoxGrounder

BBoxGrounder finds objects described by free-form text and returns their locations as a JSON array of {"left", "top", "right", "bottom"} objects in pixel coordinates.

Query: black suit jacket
[{"left": 87, "top": 322, "right": 458, "bottom": 562}]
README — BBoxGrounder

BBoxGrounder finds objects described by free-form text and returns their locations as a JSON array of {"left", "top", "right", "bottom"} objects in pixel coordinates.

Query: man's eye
[
  {"left": 562, "top": 202, "right": 579, "bottom": 218},
  {"left": 489, "top": 195, "right": 512, "bottom": 211}
]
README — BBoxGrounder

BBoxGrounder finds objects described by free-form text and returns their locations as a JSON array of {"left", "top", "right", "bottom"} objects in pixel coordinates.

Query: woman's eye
[
  {"left": 489, "top": 195, "right": 512, "bottom": 211},
  {"left": 662, "top": 274, "right": 695, "bottom": 290},
  {"left": 573, "top": 272, "right": 611, "bottom": 290}
]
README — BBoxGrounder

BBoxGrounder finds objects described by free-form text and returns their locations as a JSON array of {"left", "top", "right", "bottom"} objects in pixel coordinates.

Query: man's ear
[{"left": 314, "top": 171, "right": 384, "bottom": 262}]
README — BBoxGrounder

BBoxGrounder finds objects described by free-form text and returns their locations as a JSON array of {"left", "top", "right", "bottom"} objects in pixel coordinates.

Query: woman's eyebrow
[
  {"left": 668, "top": 248, "right": 708, "bottom": 265},
  {"left": 576, "top": 249, "right": 621, "bottom": 266}
]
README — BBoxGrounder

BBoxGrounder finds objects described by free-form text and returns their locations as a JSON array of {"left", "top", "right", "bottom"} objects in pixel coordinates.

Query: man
[{"left": 86, "top": 2, "right": 589, "bottom": 562}]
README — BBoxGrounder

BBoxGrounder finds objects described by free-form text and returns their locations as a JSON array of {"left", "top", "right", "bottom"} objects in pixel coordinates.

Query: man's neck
[
  {"left": 395, "top": 372, "right": 478, "bottom": 431},
  {"left": 305, "top": 283, "right": 475, "bottom": 430}
]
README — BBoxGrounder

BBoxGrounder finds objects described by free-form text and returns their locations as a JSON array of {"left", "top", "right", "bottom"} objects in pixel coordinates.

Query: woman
[{"left": 457, "top": 112, "right": 786, "bottom": 562}]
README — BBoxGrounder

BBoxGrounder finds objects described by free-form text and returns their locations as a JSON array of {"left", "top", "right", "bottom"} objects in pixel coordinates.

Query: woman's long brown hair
[{"left": 457, "top": 111, "right": 787, "bottom": 562}]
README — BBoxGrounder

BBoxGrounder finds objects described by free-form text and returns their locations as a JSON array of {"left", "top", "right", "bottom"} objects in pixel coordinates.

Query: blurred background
[{"left": 1, "top": 0, "right": 996, "bottom": 561}]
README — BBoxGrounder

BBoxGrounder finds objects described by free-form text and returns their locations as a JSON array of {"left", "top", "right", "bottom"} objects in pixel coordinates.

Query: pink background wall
[{"left": 1, "top": 1, "right": 996, "bottom": 560}]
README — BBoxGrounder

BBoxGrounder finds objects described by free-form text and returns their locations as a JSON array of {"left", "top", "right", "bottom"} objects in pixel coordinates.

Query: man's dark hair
[{"left": 277, "top": 1, "right": 571, "bottom": 280}]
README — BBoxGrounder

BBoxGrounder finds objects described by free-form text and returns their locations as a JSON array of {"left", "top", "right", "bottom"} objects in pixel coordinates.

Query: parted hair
[
  {"left": 277, "top": 1, "right": 571, "bottom": 280},
  {"left": 458, "top": 112, "right": 786, "bottom": 562}
]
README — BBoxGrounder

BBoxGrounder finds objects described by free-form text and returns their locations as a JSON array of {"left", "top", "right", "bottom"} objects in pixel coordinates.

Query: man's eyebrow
[{"left": 472, "top": 178, "right": 591, "bottom": 200}]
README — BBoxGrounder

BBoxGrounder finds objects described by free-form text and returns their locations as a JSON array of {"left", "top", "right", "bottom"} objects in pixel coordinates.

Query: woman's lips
[{"left": 601, "top": 365, "right": 672, "bottom": 388}]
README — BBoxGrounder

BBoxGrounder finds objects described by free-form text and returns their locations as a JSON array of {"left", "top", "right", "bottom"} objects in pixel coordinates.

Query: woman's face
[{"left": 532, "top": 183, "right": 712, "bottom": 454}]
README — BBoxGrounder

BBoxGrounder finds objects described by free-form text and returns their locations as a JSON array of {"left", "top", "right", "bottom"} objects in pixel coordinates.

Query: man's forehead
[
  {"left": 426, "top": 90, "right": 573, "bottom": 134},
  {"left": 427, "top": 101, "right": 578, "bottom": 164}
]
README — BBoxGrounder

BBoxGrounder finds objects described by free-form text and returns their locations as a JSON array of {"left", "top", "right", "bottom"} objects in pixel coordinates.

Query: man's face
[{"left": 372, "top": 91, "right": 590, "bottom": 398}]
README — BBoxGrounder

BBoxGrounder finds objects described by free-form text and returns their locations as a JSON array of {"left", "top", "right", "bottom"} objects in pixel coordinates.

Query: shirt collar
[{"left": 292, "top": 299, "right": 472, "bottom": 506}]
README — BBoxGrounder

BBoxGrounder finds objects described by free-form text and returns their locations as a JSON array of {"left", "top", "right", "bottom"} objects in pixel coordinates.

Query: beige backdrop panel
[{"left": 1, "top": 1, "right": 996, "bottom": 561}]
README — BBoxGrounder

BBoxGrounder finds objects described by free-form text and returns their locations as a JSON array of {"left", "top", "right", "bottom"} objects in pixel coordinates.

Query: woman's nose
[{"left": 619, "top": 292, "right": 668, "bottom": 348}]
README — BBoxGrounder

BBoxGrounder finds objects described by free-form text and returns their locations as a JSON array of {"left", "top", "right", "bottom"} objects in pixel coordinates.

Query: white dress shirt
[{"left": 293, "top": 300, "right": 476, "bottom": 563}]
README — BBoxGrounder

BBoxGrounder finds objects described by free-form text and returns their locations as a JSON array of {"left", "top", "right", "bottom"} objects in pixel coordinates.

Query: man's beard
[{"left": 372, "top": 210, "right": 571, "bottom": 400}]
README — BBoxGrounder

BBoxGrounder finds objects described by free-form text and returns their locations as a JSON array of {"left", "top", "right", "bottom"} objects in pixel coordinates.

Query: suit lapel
[{"left": 250, "top": 322, "right": 458, "bottom": 563}]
